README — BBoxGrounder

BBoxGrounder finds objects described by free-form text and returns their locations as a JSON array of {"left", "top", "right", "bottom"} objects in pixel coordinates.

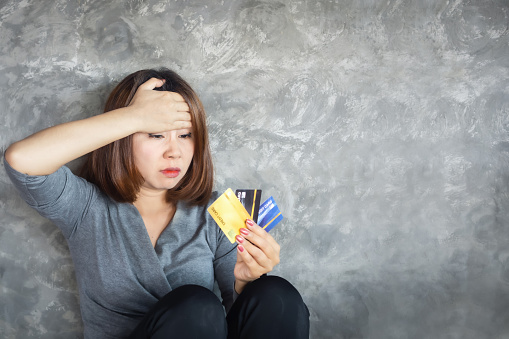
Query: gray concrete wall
[{"left": 1, "top": 0, "right": 509, "bottom": 338}]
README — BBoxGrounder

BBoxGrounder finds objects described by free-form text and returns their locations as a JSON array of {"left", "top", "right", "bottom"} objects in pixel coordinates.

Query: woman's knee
[
  {"left": 157, "top": 285, "right": 226, "bottom": 333},
  {"left": 247, "top": 276, "right": 301, "bottom": 299},
  {"left": 163, "top": 284, "right": 225, "bottom": 317},
  {"left": 243, "top": 275, "right": 309, "bottom": 316},
  {"left": 227, "top": 276, "right": 310, "bottom": 338},
  {"left": 131, "top": 285, "right": 227, "bottom": 339}
]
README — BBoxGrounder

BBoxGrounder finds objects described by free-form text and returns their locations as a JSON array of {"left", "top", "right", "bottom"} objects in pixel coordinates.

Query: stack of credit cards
[{"left": 207, "top": 188, "right": 283, "bottom": 243}]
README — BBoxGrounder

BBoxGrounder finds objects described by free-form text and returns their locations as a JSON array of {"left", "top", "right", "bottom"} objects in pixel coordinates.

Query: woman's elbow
[{"left": 4, "top": 142, "right": 27, "bottom": 173}]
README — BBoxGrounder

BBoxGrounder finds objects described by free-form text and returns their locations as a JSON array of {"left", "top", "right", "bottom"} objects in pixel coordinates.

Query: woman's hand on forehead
[{"left": 128, "top": 78, "right": 192, "bottom": 134}]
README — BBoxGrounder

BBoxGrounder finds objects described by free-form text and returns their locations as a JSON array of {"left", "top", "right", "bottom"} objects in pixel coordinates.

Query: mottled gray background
[{"left": 1, "top": 0, "right": 509, "bottom": 338}]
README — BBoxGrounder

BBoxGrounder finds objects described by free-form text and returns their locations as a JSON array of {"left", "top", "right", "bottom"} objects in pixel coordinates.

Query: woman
[{"left": 4, "top": 68, "right": 310, "bottom": 339}]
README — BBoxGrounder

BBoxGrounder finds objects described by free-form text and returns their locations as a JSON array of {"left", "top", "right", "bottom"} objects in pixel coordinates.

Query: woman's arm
[{"left": 5, "top": 78, "right": 191, "bottom": 175}]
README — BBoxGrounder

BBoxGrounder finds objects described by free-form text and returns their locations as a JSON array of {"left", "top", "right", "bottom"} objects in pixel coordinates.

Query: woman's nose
[{"left": 163, "top": 136, "right": 181, "bottom": 158}]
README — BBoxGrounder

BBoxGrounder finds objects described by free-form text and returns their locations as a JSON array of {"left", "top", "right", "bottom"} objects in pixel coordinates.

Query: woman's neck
[
  {"left": 133, "top": 189, "right": 174, "bottom": 216},
  {"left": 133, "top": 190, "right": 176, "bottom": 247}
]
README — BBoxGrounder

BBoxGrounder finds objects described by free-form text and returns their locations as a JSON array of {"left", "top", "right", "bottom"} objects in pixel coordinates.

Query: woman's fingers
[
  {"left": 138, "top": 79, "right": 186, "bottom": 106},
  {"left": 167, "top": 91, "right": 187, "bottom": 102},
  {"left": 128, "top": 78, "right": 193, "bottom": 133},
  {"left": 169, "top": 100, "right": 190, "bottom": 114},
  {"left": 138, "top": 77, "right": 165, "bottom": 91},
  {"left": 175, "top": 101, "right": 190, "bottom": 112},
  {"left": 235, "top": 219, "right": 280, "bottom": 269},
  {"left": 237, "top": 233, "right": 276, "bottom": 267},
  {"left": 169, "top": 119, "right": 193, "bottom": 131},
  {"left": 234, "top": 219, "right": 281, "bottom": 284},
  {"left": 236, "top": 235, "right": 272, "bottom": 268},
  {"left": 236, "top": 243, "right": 267, "bottom": 280},
  {"left": 243, "top": 220, "right": 280, "bottom": 256}
]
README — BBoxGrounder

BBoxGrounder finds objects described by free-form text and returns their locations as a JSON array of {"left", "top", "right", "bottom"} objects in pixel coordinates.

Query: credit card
[
  {"left": 258, "top": 196, "right": 283, "bottom": 232},
  {"left": 208, "top": 188, "right": 251, "bottom": 243},
  {"left": 235, "top": 189, "right": 262, "bottom": 224}
]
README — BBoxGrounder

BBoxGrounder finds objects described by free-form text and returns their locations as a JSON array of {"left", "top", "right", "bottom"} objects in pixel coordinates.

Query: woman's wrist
[
  {"left": 234, "top": 279, "right": 250, "bottom": 294},
  {"left": 113, "top": 106, "right": 144, "bottom": 135}
]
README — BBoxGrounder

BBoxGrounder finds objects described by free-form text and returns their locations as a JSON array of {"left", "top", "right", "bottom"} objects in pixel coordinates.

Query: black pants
[{"left": 129, "top": 275, "right": 310, "bottom": 339}]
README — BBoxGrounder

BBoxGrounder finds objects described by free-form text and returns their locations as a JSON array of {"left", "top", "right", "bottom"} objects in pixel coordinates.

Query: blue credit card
[{"left": 258, "top": 196, "right": 283, "bottom": 232}]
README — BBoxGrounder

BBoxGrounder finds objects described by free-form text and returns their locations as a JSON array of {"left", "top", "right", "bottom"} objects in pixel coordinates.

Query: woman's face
[{"left": 132, "top": 128, "right": 194, "bottom": 196}]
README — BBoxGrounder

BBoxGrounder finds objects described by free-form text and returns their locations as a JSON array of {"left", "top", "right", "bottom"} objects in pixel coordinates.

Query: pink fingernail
[
  {"left": 236, "top": 235, "right": 244, "bottom": 243},
  {"left": 238, "top": 245, "right": 244, "bottom": 252},
  {"left": 240, "top": 228, "right": 249, "bottom": 236},
  {"left": 246, "top": 219, "right": 254, "bottom": 227}
]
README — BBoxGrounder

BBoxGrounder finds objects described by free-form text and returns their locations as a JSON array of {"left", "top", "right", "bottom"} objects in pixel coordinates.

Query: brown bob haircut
[{"left": 79, "top": 68, "right": 213, "bottom": 205}]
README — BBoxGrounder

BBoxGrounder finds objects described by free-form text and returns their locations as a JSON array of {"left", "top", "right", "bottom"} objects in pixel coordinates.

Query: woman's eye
[
  {"left": 148, "top": 134, "right": 164, "bottom": 139},
  {"left": 179, "top": 133, "right": 192, "bottom": 139}
]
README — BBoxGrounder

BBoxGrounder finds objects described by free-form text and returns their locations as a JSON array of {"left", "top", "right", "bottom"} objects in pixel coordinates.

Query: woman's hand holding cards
[{"left": 233, "top": 219, "right": 281, "bottom": 294}]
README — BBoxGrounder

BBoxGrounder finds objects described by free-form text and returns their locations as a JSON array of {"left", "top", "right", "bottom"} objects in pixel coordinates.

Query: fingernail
[
  {"left": 246, "top": 219, "right": 254, "bottom": 227},
  {"left": 240, "top": 228, "right": 249, "bottom": 236},
  {"left": 238, "top": 245, "right": 244, "bottom": 252},
  {"left": 236, "top": 235, "right": 244, "bottom": 243}
]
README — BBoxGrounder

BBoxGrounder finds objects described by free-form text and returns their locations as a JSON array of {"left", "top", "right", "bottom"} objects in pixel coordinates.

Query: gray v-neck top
[{"left": 4, "top": 158, "right": 237, "bottom": 339}]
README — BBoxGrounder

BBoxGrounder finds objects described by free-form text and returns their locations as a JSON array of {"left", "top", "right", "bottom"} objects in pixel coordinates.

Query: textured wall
[{"left": 1, "top": 0, "right": 509, "bottom": 338}]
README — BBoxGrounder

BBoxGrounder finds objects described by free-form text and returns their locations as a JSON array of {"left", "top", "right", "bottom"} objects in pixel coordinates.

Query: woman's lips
[{"left": 161, "top": 168, "right": 181, "bottom": 178}]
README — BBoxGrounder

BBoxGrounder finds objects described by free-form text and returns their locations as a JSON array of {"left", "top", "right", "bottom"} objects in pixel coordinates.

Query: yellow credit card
[{"left": 208, "top": 188, "right": 251, "bottom": 243}]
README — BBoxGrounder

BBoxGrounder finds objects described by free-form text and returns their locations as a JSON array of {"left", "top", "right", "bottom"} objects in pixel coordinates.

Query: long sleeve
[{"left": 4, "top": 156, "right": 97, "bottom": 239}]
